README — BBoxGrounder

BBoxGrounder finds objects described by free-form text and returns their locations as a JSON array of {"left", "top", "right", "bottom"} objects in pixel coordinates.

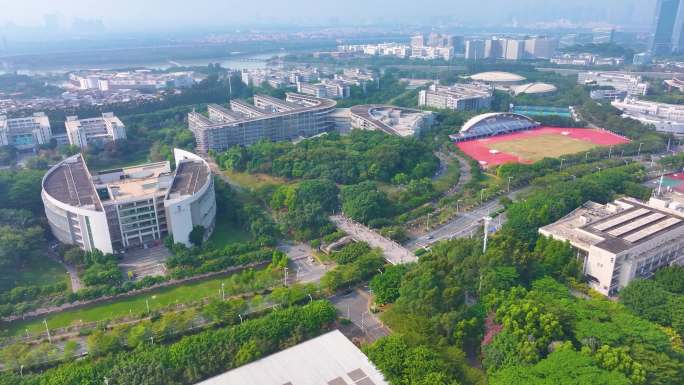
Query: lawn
[
  {"left": 433, "top": 160, "right": 461, "bottom": 193},
  {"left": 489, "top": 134, "right": 598, "bottom": 162},
  {"left": 1, "top": 269, "right": 273, "bottom": 336},
  {"left": 0, "top": 257, "right": 68, "bottom": 292},
  {"left": 222, "top": 169, "right": 290, "bottom": 191},
  {"left": 206, "top": 216, "right": 252, "bottom": 249}
]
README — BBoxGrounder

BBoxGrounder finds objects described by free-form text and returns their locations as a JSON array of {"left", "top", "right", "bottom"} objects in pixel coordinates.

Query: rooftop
[
  {"left": 42, "top": 155, "right": 101, "bottom": 210},
  {"left": 93, "top": 162, "right": 172, "bottom": 202},
  {"left": 351, "top": 104, "right": 433, "bottom": 137},
  {"left": 169, "top": 160, "right": 209, "bottom": 197},
  {"left": 540, "top": 197, "right": 684, "bottom": 254},
  {"left": 195, "top": 330, "right": 388, "bottom": 385},
  {"left": 191, "top": 93, "right": 336, "bottom": 129},
  {"left": 470, "top": 71, "right": 526, "bottom": 83}
]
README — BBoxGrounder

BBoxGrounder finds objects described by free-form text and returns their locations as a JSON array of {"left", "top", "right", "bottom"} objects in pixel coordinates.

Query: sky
[{"left": 0, "top": 0, "right": 660, "bottom": 32}]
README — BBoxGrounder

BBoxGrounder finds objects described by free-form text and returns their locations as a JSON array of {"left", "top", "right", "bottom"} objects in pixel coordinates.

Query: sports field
[{"left": 456, "top": 127, "right": 630, "bottom": 167}]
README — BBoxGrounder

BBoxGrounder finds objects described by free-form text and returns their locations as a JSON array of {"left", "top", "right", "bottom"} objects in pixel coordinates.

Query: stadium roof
[
  {"left": 461, "top": 112, "right": 538, "bottom": 133},
  {"left": 195, "top": 330, "right": 389, "bottom": 385},
  {"left": 470, "top": 71, "right": 526, "bottom": 83},
  {"left": 512, "top": 82, "right": 558, "bottom": 95}
]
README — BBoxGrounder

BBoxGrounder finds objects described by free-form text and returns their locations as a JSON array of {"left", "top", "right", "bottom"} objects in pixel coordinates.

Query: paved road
[
  {"left": 406, "top": 187, "right": 530, "bottom": 250},
  {"left": 331, "top": 288, "right": 390, "bottom": 342},
  {"left": 330, "top": 215, "right": 417, "bottom": 265},
  {"left": 278, "top": 243, "right": 329, "bottom": 284},
  {"left": 48, "top": 245, "right": 82, "bottom": 292}
]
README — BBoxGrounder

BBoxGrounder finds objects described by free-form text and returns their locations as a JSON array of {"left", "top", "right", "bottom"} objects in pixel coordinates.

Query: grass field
[
  {"left": 1, "top": 269, "right": 274, "bottom": 336},
  {"left": 207, "top": 216, "right": 252, "bottom": 249},
  {"left": 222, "top": 169, "right": 290, "bottom": 191},
  {"left": 489, "top": 134, "right": 598, "bottom": 162},
  {"left": 0, "top": 257, "right": 68, "bottom": 292}
]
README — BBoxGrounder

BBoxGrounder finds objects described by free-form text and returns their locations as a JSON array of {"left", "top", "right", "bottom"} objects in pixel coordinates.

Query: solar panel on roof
[
  {"left": 347, "top": 369, "right": 367, "bottom": 382},
  {"left": 607, "top": 213, "right": 665, "bottom": 237},
  {"left": 593, "top": 208, "right": 650, "bottom": 231},
  {"left": 356, "top": 378, "right": 376, "bottom": 385},
  {"left": 623, "top": 217, "right": 682, "bottom": 243},
  {"left": 328, "top": 377, "right": 349, "bottom": 385}
]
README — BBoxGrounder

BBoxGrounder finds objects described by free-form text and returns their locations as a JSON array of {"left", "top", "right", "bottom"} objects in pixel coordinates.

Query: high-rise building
[
  {"left": 465, "top": 40, "right": 485, "bottom": 60},
  {"left": 524, "top": 37, "right": 559, "bottom": 59},
  {"left": 651, "top": 0, "right": 683, "bottom": 55},
  {"left": 504, "top": 40, "right": 525, "bottom": 61},
  {"left": 484, "top": 39, "right": 506, "bottom": 59}
]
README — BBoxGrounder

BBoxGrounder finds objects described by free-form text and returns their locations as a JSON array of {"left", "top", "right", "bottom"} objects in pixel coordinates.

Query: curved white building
[
  {"left": 350, "top": 104, "right": 434, "bottom": 137},
  {"left": 469, "top": 71, "right": 526, "bottom": 85},
  {"left": 511, "top": 82, "right": 558, "bottom": 96},
  {"left": 611, "top": 98, "right": 684, "bottom": 135},
  {"left": 42, "top": 149, "right": 215, "bottom": 253},
  {"left": 450, "top": 112, "right": 540, "bottom": 142}
]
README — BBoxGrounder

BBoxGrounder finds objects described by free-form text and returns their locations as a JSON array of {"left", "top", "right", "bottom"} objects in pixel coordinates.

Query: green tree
[{"left": 189, "top": 225, "right": 206, "bottom": 247}]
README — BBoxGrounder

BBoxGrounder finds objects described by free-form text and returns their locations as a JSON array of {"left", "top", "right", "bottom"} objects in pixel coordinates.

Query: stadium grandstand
[{"left": 449, "top": 112, "right": 540, "bottom": 142}]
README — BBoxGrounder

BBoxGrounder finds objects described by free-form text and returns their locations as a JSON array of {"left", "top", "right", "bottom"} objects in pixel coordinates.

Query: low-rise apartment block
[
  {"left": 611, "top": 98, "right": 684, "bottom": 135},
  {"left": 419, "top": 83, "right": 493, "bottom": 111},
  {"left": 188, "top": 93, "right": 336, "bottom": 153},
  {"left": 0, "top": 112, "right": 52, "bottom": 150},
  {"left": 540, "top": 197, "right": 684, "bottom": 296},
  {"left": 297, "top": 79, "right": 350, "bottom": 99},
  {"left": 578, "top": 71, "right": 649, "bottom": 96},
  {"left": 65, "top": 112, "right": 127, "bottom": 149}
]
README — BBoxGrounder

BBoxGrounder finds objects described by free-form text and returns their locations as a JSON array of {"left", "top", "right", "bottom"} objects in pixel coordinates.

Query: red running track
[{"left": 456, "top": 127, "right": 630, "bottom": 167}]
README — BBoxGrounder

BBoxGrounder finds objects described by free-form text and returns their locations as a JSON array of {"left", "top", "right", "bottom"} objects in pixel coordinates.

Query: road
[
  {"left": 406, "top": 187, "right": 530, "bottom": 250},
  {"left": 330, "top": 215, "right": 417, "bottom": 265},
  {"left": 48, "top": 244, "right": 82, "bottom": 292},
  {"left": 278, "top": 242, "right": 329, "bottom": 284},
  {"left": 330, "top": 288, "right": 390, "bottom": 342}
]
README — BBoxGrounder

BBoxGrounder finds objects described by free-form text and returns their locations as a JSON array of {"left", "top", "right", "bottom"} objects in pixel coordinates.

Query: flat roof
[
  {"left": 191, "top": 93, "right": 336, "bottom": 129},
  {"left": 350, "top": 104, "right": 431, "bottom": 137},
  {"left": 195, "top": 330, "right": 388, "bottom": 385},
  {"left": 169, "top": 160, "right": 209, "bottom": 196},
  {"left": 43, "top": 155, "right": 101, "bottom": 210},
  {"left": 541, "top": 197, "right": 684, "bottom": 254},
  {"left": 98, "top": 162, "right": 172, "bottom": 202}
]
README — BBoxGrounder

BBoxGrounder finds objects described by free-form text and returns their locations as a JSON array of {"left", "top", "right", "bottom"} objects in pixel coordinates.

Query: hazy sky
[{"left": 0, "top": 0, "right": 659, "bottom": 30}]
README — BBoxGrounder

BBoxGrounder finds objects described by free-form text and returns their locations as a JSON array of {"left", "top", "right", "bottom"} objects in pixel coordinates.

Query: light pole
[
  {"left": 480, "top": 188, "right": 485, "bottom": 204},
  {"left": 456, "top": 199, "right": 462, "bottom": 213},
  {"left": 637, "top": 142, "right": 643, "bottom": 157},
  {"left": 44, "top": 319, "right": 51, "bottom": 344},
  {"left": 221, "top": 282, "right": 225, "bottom": 301},
  {"left": 483, "top": 216, "right": 492, "bottom": 253},
  {"left": 283, "top": 267, "right": 289, "bottom": 286},
  {"left": 608, "top": 146, "right": 613, "bottom": 159},
  {"left": 426, "top": 212, "right": 431, "bottom": 231},
  {"left": 146, "top": 299, "right": 150, "bottom": 314},
  {"left": 596, "top": 166, "right": 601, "bottom": 174},
  {"left": 507, "top": 176, "right": 513, "bottom": 192}
]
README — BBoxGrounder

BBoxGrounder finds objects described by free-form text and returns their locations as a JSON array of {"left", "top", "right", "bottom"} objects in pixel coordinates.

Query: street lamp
[
  {"left": 559, "top": 158, "right": 565, "bottom": 171},
  {"left": 480, "top": 188, "right": 485, "bottom": 204},
  {"left": 637, "top": 142, "right": 643, "bottom": 157},
  {"left": 456, "top": 199, "right": 462, "bottom": 213},
  {"left": 507, "top": 176, "right": 513, "bottom": 192}
]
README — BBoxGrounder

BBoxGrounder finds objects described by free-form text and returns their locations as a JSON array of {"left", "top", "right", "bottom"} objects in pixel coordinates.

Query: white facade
[
  {"left": 504, "top": 40, "right": 525, "bottom": 61},
  {"left": 65, "top": 112, "right": 126, "bottom": 149},
  {"left": 577, "top": 71, "right": 649, "bottom": 96},
  {"left": 0, "top": 112, "right": 52, "bottom": 150},
  {"left": 611, "top": 98, "right": 684, "bottom": 135},
  {"left": 419, "top": 83, "right": 493, "bottom": 111},
  {"left": 465, "top": 40, "right": 485, "bottom": 60},
  {"left": 540, "top": 197, "right": 684, "bottom": 296},
  {"left": 350, "top": 104, "right": 435, "bottom": 137},
  {"left": 42, "top": 149, "right": 215, "bottom": 253}
]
